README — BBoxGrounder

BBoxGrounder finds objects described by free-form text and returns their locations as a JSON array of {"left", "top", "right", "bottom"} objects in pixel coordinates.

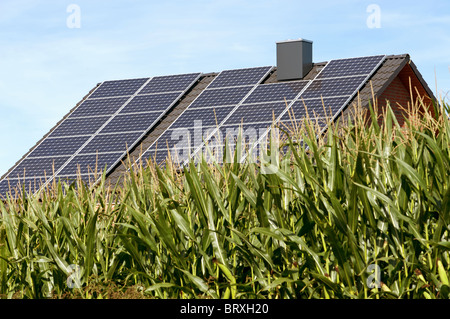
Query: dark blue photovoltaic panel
[
  {"left": 300, "top": 76, "right": 366, "bottom": 99},
  {"left": 53, "top": 175, "right": 90, "bottom": 185},
  {"left": 137, "top": 67, "right": 273, "bottom": 166},
  {"left": 243, "top": 81, "right": 307, "bottom": 104},
  {"left": 170, "top": 106, "right": 235, "bottom": 128},
  {"left": 0, "top": 178, "right": 48, "bottom": 196},
  {"left": 139, "top": 147, "right": 164, "bottom": 164},
  {"left": 136, "top": 66, "right": 274, "bottom": 167},
  {"left": 100, "top": 113, "right": 161, "bottom": 133},
  {"left": 149, "top": 129, "right": 194, "bottom": 150},
  {"left": 189, "top": 86, "right": 252, "bottom": 109},
  {"left": 207, "top": 67, "right": 272, "bottom": 89},
  {"left": 57, "top": 153, "right": 122, "bottom": 176},
  {"left": 279, "top": 108, "right": 332, "bottom": 132},
  {"left": 28, "top": 136, "right": 90, "bottom": 157},
  {"left": 69, "top": 97, "right": 129, "bottom": 118},
  {"left": 0, "top": 72, "right": 201, "bottom": 196},
  {"left": 142, "top": 124, "right": 220, "bottom": 161},
  {"left": 5, "top": 156, "right": 71, "bottom": 178},
  {"left": 119, "top": 93, "right": 181, "bottom": 114},
  {"left": 139, "top": 73, "right": 201, "bottom": 94},
  {"left": 147, "top": 147, "right": 190, "bottom": 164},
  {"left": 142, "top": 121, "right": 275, "bottom": 165},
  {"left": 89, "top": 78, "right": 149, "bottom": 98},
  {"left": 39, "top": 74, "right": 200, "bottom": 184},
  {"left": 317, "top": 55, "right": 384, "bottom": 79},
  {"left": 223, "top": 102, "right": 287, "bottom": 125},
  {"left": 195, "top": 119, "right": 299, "bottom": 165},
  {"left": 55, "top": 173, "right": 108, "bottom": 187},
  {"left": 214, "top": 123, "right": 272, "bottom": 146},
  {"left": 78, "top": 132, "right": 143, "bottom": 154},
  {"left": 143, "top": 143, "right": 196, "bottom": 164},
  {"left": 0, "top": 179, "right": 13, "bottom": 196},
  {"left": 278, "top": 116, "right": 329, "bottom": 132},
  {"left": 48, "top": 116, "right": 111, "bottom": 137},
  {"left": 189, "top": 55, "right": 386, "bottom": 166},
  {"left": 282, "top": 96, "right": 350, "bottom": 122},
  {"left": 197, "top": 141, "right": 263, "bottom": 163}
]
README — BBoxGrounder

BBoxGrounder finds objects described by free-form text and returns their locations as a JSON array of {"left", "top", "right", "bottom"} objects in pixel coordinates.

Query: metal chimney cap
[{"left": 276, "top": 38, "right": 313, "bottom": 44}]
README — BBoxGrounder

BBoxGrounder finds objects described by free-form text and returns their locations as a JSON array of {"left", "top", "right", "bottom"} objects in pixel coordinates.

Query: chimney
[{"left": 276, "top": 38, "right": 313, "bottom": 81}]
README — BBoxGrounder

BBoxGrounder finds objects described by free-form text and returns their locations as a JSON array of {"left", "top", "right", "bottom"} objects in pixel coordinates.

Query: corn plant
[{"left": 0, "top": 98, "right": 449, "bottom": 299}]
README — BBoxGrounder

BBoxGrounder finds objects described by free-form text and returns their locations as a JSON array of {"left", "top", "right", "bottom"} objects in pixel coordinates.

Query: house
[{"left": 0, "top": 39, "right": 436, "bottom": 197}]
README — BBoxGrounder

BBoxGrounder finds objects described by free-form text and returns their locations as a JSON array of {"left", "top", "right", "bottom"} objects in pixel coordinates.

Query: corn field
[{"left": 0, "top": 100, "right": 449, "bottom": 299}]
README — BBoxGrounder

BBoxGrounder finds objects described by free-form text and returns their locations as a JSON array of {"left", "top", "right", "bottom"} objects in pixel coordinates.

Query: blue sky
[{"left": 1, "top": 0, "right": 449, "bottom": 176}]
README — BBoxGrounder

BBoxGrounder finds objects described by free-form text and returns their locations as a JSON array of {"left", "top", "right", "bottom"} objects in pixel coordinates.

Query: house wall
[
  {"left": 375, "top": 63, "right": 434, "bottom": 126},
  {"left": 376, "top": 75, "right": 411, "bottom": 126}
]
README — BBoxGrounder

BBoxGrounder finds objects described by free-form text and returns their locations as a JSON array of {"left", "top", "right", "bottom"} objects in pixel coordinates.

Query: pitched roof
[{"left": 0, "top": 52, "right": 435, "bottom": 196}]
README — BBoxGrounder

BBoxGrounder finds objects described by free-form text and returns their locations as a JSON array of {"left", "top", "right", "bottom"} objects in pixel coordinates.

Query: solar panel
[
  {"left": 0, "top": 72, "right": 201, "bottom": 196},
  {"left": 53, "top": 175, "right": 100, "bottom": 189},
  {"left": 188, "top": 86, "right": 253, "bottom": 109},
  {"left": 78, "top": 132, "right": 144, "bottom": 154},
  {"left": 146, "top": 121, "right": 276, "bottom": 167},
  {"left": 139, "top": 73, "right": 201, "bottom": 94},
  {"left": 89, "top": 78, "right": 150, "bottom": 98},
  {"left": 57, "top": 153, "right": 122, "bottom": 176},
  {"left": 281, "top": 96, "right": 350, "bottom": 122},
  {"left": 243, "top": 81, "right": 308, "bottom": 104},
  {"left": 138, "top": 67, "right": 274, "bottom": 165},
  {"left": 213, "top": 123, "right": 272, "bottom": 146},
  {"left": 100, "top": 113, "right": 161, "bottom": 133},
  {"left": 118, "top": 93, "right": 183, "bottom": 114},
  {"left": 5, "top": 156, "right": 71, "bottom": 179},
  {"left": 52, "top": 73, "right": 200, "bottom": 184},
  {"left": 184, "top": 83, "right": 309, "bottom": 164},
  {"left": 0, "top": 179, "right": 12, "bottom": 197},
  {"left": 1, "top": 54, "right": 388, "bottom": 196},
  {"left": 152, "top": 146, "right": 191, "bottom": 164},
  {"left": 69, "top": 97, "right": 130, "bottom": 118},
  {"left": 0, "top": 178, "right": 47, "bottom": 196},
  {"left": 300, "top": 76, "right": 367, "bottom": 99},
  {"left": 194, "top": 123, "right": 276, "bottom": 164},
  {"left": 207, "top": 66, "right": 272, "bottom": 89},
  {"left": 28, "top": 136, "right": 91, "bottom": 157},
  {"left": 241, "top": 55, "right": 386, "bottom": 163},
  {"left": 168, "top": 106, "right": 235, "bottom": 128},
  {"left": 183, "top": 78, "right": 311, "bottom": 164},
  {"left": 53, "top": 175, "right": 88, "bottom": 185},
  {"left": 223, "top": 102, "right": 288, "bottom": 125},
  {"left": 316, "top": 55, "right": 384, "bottom": 79},
  {"left": 278, "top": 115, "right": 330, "bottom": 132},
  {"left": 48, "top": 116, "right": 111, "bottom": 137},
  {"left": 148, "top": 126, "right": 216, "bottom": 151},
  {"left": 191, "top": 56, "right": 385, "bottom": 166}
]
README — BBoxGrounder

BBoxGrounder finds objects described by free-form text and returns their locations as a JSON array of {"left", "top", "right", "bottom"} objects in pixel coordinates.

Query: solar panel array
[
  {"left": 0, "top": 73, "right": 201, "bottom": 196},
  {"left": 137, "top": 66, "right": 274, "bottom": 164},
  {"left": 0, "top": 54, "right": 386, "bottom": 197},
  {"left": 137, "top": 55, "right": 385, "bottom": 165},
  {"left": 278, "top": 55, "right": 385, "bottom": 130},
  {"left": 199, "top": 55, "right": 385, "bottom": 163}
]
